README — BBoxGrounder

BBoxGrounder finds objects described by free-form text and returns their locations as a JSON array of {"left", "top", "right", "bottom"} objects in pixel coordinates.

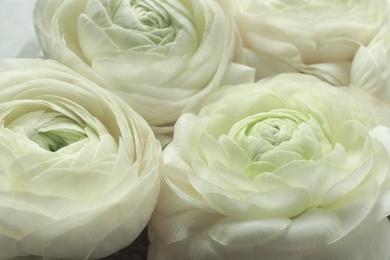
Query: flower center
[
  {"left": 38, "top": 128, "right": 86, "bottom": 152},
  {"left": 6, "top": 110, "right": 88, "bottom": 152},
  {"left": 246, "top": 119, "right": 295, "bottom": 147},
  {"left": 132, "top": 1, "right": 170, "bottom": 28},
  {"left": 229, "top": 110, "right": 306, "bottom": 159}
]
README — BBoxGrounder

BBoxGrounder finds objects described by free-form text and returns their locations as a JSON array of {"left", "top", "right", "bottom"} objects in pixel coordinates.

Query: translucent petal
[
  {"left": 323, "top": 180, "right": 379, "bottom": 242},
  {"left": 209, "top": 217, "right": 291, "bottom": 245},
  {"left": 188, "top": 175, "right": 272, "bottom": 219},
  {"left": 262, "top": 208, "right": 342, "bottom": 250},
  {"left": 246, "top": 187, "right": 311, "bottom": 217},
  {"left": 77, "top": 14, "right": 118, "bottom": 62}
]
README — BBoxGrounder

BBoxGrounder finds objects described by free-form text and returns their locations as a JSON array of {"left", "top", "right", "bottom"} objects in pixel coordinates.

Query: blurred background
[{"left": 0, "top": 0, "right": 39, "bottom": 59}]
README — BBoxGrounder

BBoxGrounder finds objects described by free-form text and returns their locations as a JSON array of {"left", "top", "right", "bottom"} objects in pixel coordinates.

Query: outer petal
[{"left": 351, "top": 26, "right": 390, "bottom": 103}]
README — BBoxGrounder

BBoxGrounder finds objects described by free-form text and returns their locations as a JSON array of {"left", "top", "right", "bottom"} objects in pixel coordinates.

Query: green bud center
[
  {"left": 246, "top": 119, "right": 295, "bottom": 147},
  {"left": 7, "top": 111, "right": 88, "bottom": 152},
  {"left": 132, "top": 1, "right": 170, "bottom": 28}
]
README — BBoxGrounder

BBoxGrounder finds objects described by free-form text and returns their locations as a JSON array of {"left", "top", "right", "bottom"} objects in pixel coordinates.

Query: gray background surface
[{"left": 0, "top": 0, "right": 38, "bottom": 59}]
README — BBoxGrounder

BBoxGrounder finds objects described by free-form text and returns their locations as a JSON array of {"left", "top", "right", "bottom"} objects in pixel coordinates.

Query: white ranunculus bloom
[
  {"left": 33, "top": 0, "right": 254, "bottom": 134},
  {"left": 350, "top": 25, "right": 390, "bottom": 104},
  {"left": 0, "top": 59, "right": 162, "bottom": 260},
  {"left": 149, "top": 74, "right": 390, "bottom": 260},
  {"left": 234, "top": 0, "right": 389, "bottom": 86}
]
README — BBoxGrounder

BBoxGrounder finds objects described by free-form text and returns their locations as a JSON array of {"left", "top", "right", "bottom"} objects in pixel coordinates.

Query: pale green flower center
[
  {"left": 38, "top": 128, "right": 86, "bottom": 152},
  {"left": 229, "top": 110, "right": 304, "bottom": 159},
  {"left": 133, "top": 4, "right": 169, "bottom": 28},
  {"left": 215, "top": 107, "right": 335, "bottom": 179},
  {"left": 246, "top": 119, "right": 295, "bottom": 147},
  {"left": 80, "top": 0, "right": 196, "bottom": 61},
  {"left": 7, "top": 111, "right": 88, "bottom": 152}
]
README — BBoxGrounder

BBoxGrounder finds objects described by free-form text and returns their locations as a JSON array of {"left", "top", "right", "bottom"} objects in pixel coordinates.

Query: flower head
[
  {"left": 0, "top": 59, "right": 162, "bottom": 259},
  {"left": 149, "top": 74, "right": 390, "bottom": 260},
  {"left": 234, "top": 0, "right": 389, "bottom": 85},
  {"left": 34, "top": 0, "right": 254, "bottom": 136}
]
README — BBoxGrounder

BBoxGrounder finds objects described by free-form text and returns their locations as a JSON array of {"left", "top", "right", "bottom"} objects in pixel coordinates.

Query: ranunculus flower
[
  {"left": 351, "top": 25, "right": 390, "bottom": 104},
  {"left": 33, "top": 0, "right": 254, "bottom": 134},
  {"left": 149, "top": 74, "right": 390, "bottom": 260},
  {"left": 234, "top": 0, "right": 389, "bottom": 86},
  {"left": 0, "top": 58, "right": 161, "bottom": 259}
]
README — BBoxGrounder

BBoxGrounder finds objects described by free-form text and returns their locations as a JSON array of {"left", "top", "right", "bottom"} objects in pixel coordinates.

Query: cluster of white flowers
[{"left": 1, "top": 0, "right": 390, "bottom": 259}]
